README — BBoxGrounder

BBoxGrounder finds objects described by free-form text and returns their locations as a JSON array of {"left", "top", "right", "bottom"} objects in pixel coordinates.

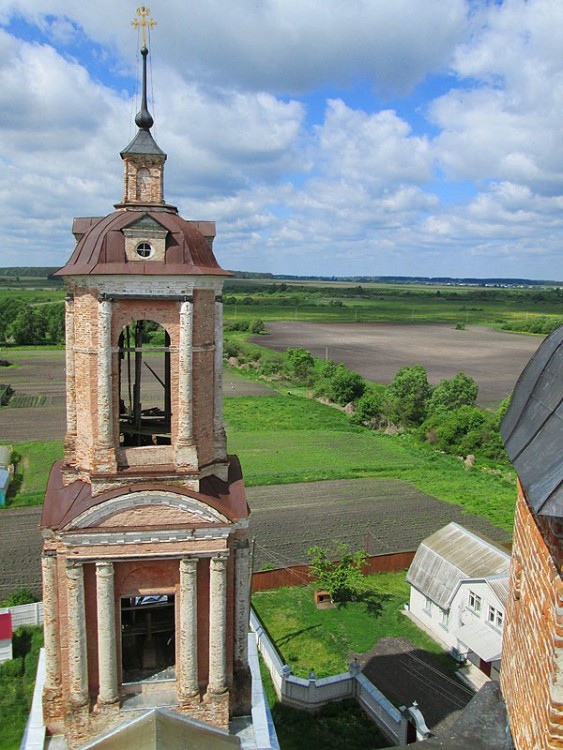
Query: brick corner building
[
  {"left": 501, "top": 325, "right": 563, "bottom": 749},
  {"left": 39, "top": 40, "right": 252, "bottom": 749}
]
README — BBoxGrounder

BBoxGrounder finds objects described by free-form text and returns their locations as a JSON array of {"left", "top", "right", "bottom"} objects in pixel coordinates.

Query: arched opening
[
  {"left": 136, "top": 167, "right": 151, "bottom": 201},
  {"left": 118, "top": 320, "right": 171, "bottom": 446}
]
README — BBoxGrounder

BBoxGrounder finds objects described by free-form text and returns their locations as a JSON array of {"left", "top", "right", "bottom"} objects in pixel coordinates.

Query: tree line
[{"left": 0, "top": 299, "right": 64, "bottom": 345}]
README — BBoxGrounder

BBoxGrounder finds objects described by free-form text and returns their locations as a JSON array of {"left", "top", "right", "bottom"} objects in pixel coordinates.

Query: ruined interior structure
[
  {"left": 501, "top": 325, "right": 563, "bottom": 749},
  {"left": 39, "top": 37, "right": 251, "bottom": 748}
]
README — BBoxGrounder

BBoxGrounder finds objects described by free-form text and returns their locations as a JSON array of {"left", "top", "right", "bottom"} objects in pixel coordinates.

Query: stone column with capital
[
  {"left": 179, "top": 558, "right": 199, "bottom": 699},
  {"left": 213, "top": 297, "right": 227, "bottom": 465},
  {"left": 208, "top": 556, "right": 228, "bottom": 694},
  {"left": 97, "top": 297, "right": 113, "bottom": 448},
  {"left": 42, "top": 553, "right": 61, "bottom": 695},
  {"left": 65, "top": 560, "right": 89, "bottom": 706},
  {"left": 233, "top": 540, "right": 251, "bottom": 669},
  {"left": 64, "top": 294, "right": 77, "bottom": 462},
  {"left": 176, "top": 298, "right": 198, "bottom": 467},
  {"left": 96, "top": 561, "right": 119, "bottom": 705}
]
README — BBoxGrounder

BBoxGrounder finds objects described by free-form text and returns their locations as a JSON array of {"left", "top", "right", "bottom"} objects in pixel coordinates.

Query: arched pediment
[{"left": 65, "top": 490, "right": 230, "bottom": 530}]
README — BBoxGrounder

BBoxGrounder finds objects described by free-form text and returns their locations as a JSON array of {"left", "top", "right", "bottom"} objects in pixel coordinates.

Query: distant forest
[{"left": 0, "top": 266, "right": 561, "bottom": 287}]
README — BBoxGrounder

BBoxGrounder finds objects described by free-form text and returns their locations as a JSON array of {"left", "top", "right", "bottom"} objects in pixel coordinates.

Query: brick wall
[{"left": 501, "top": 488, "right": 563, "bottom": 749}]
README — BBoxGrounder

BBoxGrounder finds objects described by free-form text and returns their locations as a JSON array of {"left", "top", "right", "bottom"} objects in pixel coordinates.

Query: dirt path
[{"left": 250, "top": 322, "right": 542, "bottom": 407}]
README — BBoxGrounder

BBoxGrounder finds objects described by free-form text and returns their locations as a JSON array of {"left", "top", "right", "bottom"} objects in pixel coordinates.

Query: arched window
[
  {"left": 118, "top": 320, "right": 171, "bottom": 446},
  {"left": 136, "top": 167, "right": 151, "bottom": 201}
]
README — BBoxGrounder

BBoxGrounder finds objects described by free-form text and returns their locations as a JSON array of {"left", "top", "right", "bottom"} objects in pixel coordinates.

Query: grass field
[
  {"left": 223, "top": 293, "right": 563, "bottom": 328},
  {"left": 0, "top": 626, "right": 43, "bottom": 750},
  {"left": 6, "top": 440, "right": 62, "bottom": 506},
  {"left": 252, "top": 571, "right": 452, "bottom": 679},
  {"left": 225, "top": 395, "right": 516, "bottom": 531}
]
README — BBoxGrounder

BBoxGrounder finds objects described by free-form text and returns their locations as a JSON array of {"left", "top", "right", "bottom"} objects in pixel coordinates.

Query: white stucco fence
[
  {"left": 1, "top": 602, "right": 44, "bottom": 628},
  {"left": 249, "top": 609, "right": 410, "bottom": 746}
]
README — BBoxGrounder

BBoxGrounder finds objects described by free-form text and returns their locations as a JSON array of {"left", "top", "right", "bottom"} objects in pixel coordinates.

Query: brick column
[
  {"left": 214, "top": 297, "right": 227, "bottom": 463},
  {"left": 233, "top": 540, "right": 251, "bottom": 669},
  {"left": 42, "top": 553, "right": 61, "bottom": 693},
  {"left": 96, "top": 561, "right": 119, "bottom": 705},
  {"left": 64, "top": 294, "right": 76, "bottom": 461},
  {"left": 208, "top": 556, "right": 228, "bottom": 694},
  {"left": 176, "top": 298, "right": 198, "bottom": 467},
  {"left": 179, "top": 558, "right": 199, "bottom": 698},
  {"left": 97, "top": 297, "right": 113, "bottom": 448},
  {"left": 65, "top": 560, "right": 88, "bottom": 706}
]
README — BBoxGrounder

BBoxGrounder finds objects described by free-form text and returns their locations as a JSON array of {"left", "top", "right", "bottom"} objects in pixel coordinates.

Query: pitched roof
[
  {"left": 501, "top": 324, "right": 563, "bottom": 517},
  {"left": 406, "top": 522, "right": 510, "bottom": 609}
]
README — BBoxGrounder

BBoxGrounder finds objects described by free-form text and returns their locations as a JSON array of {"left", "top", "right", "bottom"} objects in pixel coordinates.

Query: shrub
[
  {"left": 427, "top": 373, "right": 478, "bottom": 414},
  {"left": 320, "top": 359, "right": 338, "bottom": 379},
  {"left": 251, "top": 319, "right": 265, "bottom": 334},
  {"left": 224, "top": 341, "right": 241, "bottom": 358},
  {"left": 1, "top": 588, "right": 37, "bottom": 607},
  {"left": 352, "top": 387, "right": 384, "bottom": 426},
  {"left": 383, "top": 365, "right": 433, "bottom": 425},
  {"left": 307, "top": 543, "right": 367, "bottom": 603},
  {"left": 286, "top": 347, "right": 315, "bottom": 381},
  {"left": 328, "top": 366, "right": 365, "bottom": 406},
  {"left": 228, "top": 321, "right": 250, "bottom": 332}
]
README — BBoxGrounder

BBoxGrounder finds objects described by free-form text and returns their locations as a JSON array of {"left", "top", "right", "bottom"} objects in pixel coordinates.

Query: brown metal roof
[
  {"left": 41, "top": 457, "right": 248, "bottom": 531},
  {"left": 501, "top": 324, "right": 563, "bottom": 517},
  {"left": 56, "top": 209, "right": 230, "bottom": 277}
]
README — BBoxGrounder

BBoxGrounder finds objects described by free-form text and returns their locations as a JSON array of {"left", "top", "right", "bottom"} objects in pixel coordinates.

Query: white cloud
[{"left": 3, "top": 0, "right": 468, "bottom": 94}]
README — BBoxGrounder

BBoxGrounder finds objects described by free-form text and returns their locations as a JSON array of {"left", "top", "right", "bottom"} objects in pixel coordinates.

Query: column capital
[
  {"left": 65, "top": 559, "right": 83, "bottom": 575},
  {"left": 210, "top": 555, "right": 228, "bottom": 571},
  {"left": 95, "top": 560, "right": 114, "bottom": 577},
  {"left": 180, "top": 557, "right": 199, "bottom": 575}
]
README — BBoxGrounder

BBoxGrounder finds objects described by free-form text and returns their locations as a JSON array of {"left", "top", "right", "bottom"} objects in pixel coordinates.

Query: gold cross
[{"left": 132, "top": 6, "right": 156, "bottom": 48}]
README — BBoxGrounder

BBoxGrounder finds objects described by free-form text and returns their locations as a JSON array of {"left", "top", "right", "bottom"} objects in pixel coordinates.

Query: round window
[{"left": 135, "top": 241, "right": 153, "bottom": 258}]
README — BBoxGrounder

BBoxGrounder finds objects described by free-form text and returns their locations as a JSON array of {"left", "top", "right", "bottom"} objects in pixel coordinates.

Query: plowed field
[
  {"left": 250, "top": 322, "right": 542, "bottom": 407},
  {"left": 0, "top": 478, "right": 511, "bottom": 597}
]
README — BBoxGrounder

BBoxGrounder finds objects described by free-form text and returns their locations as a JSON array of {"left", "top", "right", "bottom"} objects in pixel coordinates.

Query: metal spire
[{"left": 132, "top": 7, "right": 157, "bottom": 131}]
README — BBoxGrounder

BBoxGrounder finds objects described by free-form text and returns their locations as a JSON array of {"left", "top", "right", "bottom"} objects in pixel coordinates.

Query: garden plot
[
  {"left": 0, "top": 507, "right": 43, "bottom": 598},
  {"left": 250, "top": 322, "right": 542, "bottom": 407},
  {"left": 247, "top": 478, "right": 511, "bottom": 571},
  {"left": 0, "top": 349, "right": 272, "bottom": 442}
]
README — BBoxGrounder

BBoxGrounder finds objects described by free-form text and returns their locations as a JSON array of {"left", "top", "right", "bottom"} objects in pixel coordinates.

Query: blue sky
[{"left": 0, "top": 0, "right": 562, "bottom": 279}]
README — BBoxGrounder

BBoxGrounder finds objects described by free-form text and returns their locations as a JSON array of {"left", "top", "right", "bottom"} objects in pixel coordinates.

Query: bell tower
[{"left": 40, "top": 11, "right": 251, "bottom": 747}]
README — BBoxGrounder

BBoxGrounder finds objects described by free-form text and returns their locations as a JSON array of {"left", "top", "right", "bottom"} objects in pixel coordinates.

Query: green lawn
[
  {"left": 226, "top": 395, "right": 516, "bottom": 531},
  {"left": 5, "top": 440, "right": 63, "bottom": 507},
  {"left": 0, "top": 627, "right": 43, "bottom": 750},
  {"left": 253, "top": 571, "right": 453, "bottom": 680}
]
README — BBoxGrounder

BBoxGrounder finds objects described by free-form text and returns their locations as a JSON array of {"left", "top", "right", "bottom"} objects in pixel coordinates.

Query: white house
[{"left": 406, "top": 522, "right": 510, "bottom": 678}]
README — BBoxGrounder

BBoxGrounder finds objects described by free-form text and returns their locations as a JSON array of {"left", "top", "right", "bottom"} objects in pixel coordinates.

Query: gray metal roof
[
  {"left": 501, "top": 324, "right": 563, "bottom": 518},
  {"left": 79, "top": 707, "right": 241, "bottom": 750},
  {"left": 0, "top": 446, "right": 10, "bottom": 469},
  {"left": 120, "top": 128, "right": 166, "bottom": 158},
  {"left": 406, "top": 522, "right": 510, "bottom": 609},
  {"left": 0, "top": 469, "right": 9, "bottom": 492},
  {"left": 487, "top": 575, "right": 509, "bottom": 607}
]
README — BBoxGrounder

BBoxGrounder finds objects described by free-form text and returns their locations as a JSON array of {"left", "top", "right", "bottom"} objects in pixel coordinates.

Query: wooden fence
[{"left": 252, "top": 549, "right": 416, "bottom": 592}]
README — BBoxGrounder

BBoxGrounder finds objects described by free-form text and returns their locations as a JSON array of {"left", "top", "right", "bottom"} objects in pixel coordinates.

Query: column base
[
  {"left": 174, "top": 690, "right": 230, "bottom": 730},
  {"left": 43, "top": 687, "right": 65, "bottom": 735},
  {"left": 175, "top": 442, "right": 199, "bottom": 468},
  {"left": 92, "top": 445, "right": 118, "bottom": 474},
  {"left": 231, "top": 664, "right": 252, "bottom": 716}
]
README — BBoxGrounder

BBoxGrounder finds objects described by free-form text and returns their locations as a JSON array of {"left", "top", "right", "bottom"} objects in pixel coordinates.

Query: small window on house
[
  {"left": 441, "top": 609, "right": 450, "bottom": 629},
  {"left": 423, "top": 596, "right": 433, "bottom": 615},
  {"left": 488, "top": 605, "right": 503, "bottom": 629},
  {"left": 469, "top": 591, "right": 482, "bottom": 613},
  {"left": 135, "top": 241, "right": 153, "bottom": 258}
]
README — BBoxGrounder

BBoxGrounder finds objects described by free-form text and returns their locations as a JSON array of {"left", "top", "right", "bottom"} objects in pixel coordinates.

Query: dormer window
[{"left": 135, "top": 241, "right": 154, "bottom": 258}]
